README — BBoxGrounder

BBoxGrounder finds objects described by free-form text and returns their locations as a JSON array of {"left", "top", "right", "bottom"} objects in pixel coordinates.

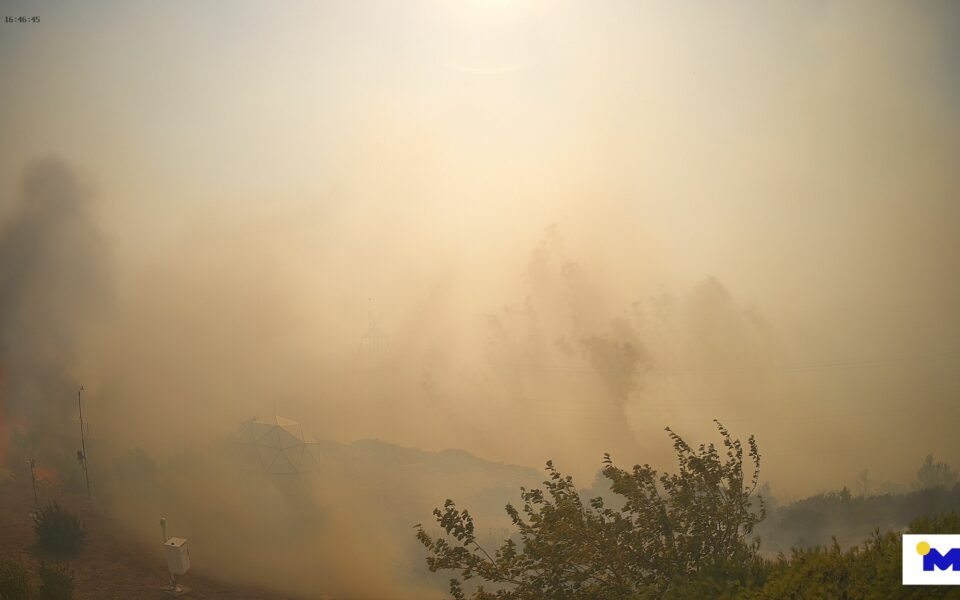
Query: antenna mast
[
  {"left": 27, "top": 457, "right": 38, "bottom": 507},
  {"left": 359, "top": 306, "right": 388, "bottom": 356},
  {"left": 77, "top": 385, "right": 93, "bottom": 511}
]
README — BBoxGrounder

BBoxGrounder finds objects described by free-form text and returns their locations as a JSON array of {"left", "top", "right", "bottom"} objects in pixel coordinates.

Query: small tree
[
  {"left": 0, "top": 558, "right": 32, "bottom": 600},
  {"left": 33, "top": 503, "right": 87, "bottom": 560},
  {"left": 38, "top": 562, "right": 74, "bottom": 600},
  {"left": 915, "top": 454, "right": 958, "bottom": 491},
  {"left": 416, "top": 421, "right": 765, "bottom": 599}
]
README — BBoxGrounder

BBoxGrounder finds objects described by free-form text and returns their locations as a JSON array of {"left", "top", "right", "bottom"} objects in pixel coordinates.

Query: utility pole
[
  {"left": 77, "top": 385, "right": 93, "bottom": 511},
  {"left": 27, "top": 457, "right": 38, "bottom": 506}
]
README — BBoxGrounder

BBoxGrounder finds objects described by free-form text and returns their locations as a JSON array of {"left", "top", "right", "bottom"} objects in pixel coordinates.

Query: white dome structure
[{"left": 237, "top": 415, "right": 321, "bottom": 475}]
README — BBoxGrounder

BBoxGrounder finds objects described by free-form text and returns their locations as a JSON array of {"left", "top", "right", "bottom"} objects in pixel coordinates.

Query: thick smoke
[
  {"left": 0, "top": 158, "right": 108, "bottom": 473},
  {"left": 1, "top": 1, "right": 958, "bottom": 598}
]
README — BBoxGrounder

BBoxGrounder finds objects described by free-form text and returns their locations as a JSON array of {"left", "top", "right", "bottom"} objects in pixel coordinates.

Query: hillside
[
  {"left": 1, "top": 437, "right": 543, "bottom": 599},
  {"left": 0, "top": 468, "right": 301, "bottom": 599}
]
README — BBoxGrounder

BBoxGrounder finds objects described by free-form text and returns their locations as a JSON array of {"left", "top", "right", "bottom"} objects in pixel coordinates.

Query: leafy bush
[
  {"left": 33, "top": 503, "right": 86, "bottom": 560},
  {"left": 38, "top": 562, "right": 73, "bottom": 600},
  {"left": 742, "top": 512, "right": 960, "bottom": 600},
  {"left": 0, "top": 558, "right": 31, "bottom": 600},
  {"left": 416, "top": 421, "right": 764, "bottom": 600}
]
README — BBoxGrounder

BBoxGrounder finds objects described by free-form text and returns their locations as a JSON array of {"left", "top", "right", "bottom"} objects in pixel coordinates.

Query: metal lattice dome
[{"left": 237, "top": 415, "right": 321, "bottom": 475}]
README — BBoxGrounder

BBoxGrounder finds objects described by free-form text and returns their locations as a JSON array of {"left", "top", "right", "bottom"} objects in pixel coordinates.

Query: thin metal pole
[
  {"left": 78, "top": 386, "right": 92, "bottom": 511},
  {"left": 28, "top": 458, "right": 38, "bottom": 506}
]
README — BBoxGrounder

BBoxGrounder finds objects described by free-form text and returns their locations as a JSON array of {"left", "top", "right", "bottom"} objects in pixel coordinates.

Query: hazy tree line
[{"left": 756, "top": 473, "right": 960, "bottom": 555}]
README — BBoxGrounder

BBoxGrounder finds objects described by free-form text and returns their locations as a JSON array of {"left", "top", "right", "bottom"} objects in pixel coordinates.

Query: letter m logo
[{"left": 924, "top": 548, "right": 960, "bottom": 572}]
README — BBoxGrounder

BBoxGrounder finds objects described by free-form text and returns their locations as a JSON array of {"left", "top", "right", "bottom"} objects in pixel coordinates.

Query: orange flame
[{"left": 34, "top": 466, "right": 58, "bottom": 485}]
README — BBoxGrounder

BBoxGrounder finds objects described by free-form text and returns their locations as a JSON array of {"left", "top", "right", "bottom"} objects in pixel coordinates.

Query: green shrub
[
  {"left": 417, "top": 421, "right": 765, "bottom": 600},
  {"left": 33, "top": 503, "right": 86, "bottom": 560},
  {"left": 0, "top": 558, "right": 31, "bottom": 600},
  {"left": 740, "top": 513, "right": 960, "bottom": 600},
  {"left": 38, "top": 562, "right": 73, "bottom": 600}
]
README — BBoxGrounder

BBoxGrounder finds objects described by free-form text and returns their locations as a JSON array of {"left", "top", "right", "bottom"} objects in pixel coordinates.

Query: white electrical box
[{"left": 164, "top": 537, "right": 190, "bottom": 576}]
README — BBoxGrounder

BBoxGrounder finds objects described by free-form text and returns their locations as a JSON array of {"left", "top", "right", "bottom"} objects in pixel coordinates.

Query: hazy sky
[{"left": 2, "top": 0, "right": 960, "bottom": 496}]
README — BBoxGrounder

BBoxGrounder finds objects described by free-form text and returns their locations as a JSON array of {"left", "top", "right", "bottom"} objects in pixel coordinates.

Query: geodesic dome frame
[{"left": 237, "top": 415, "right": 321, "bottom": 475}]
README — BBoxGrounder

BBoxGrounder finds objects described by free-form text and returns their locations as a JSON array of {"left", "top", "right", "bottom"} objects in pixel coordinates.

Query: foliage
[
  {"left": 742, "top": 512, "right": 960, "bottom": 600},
  {"left": 910, "top": 511, "right": 960, "bottom": 535},
  {"left": 916, "top": 454, "right": 958, "bottom": 491},
  {"left": 416, "top": 421, "right": 764, "bottom": 600},
  {"left": 33, "top": 503, "right": 86, "bottom": 560},
  {"left": 0, "top": 558, "right": 31, "bottom": 600},
  {"left": 658, "top": 552, "right": 773, "bottom": 600},
  {"left": 37, "top": 563, "right": 73, "bottom": 600},
  {"left": 754, "top": 481, "right": 960, "bottom": 553}
]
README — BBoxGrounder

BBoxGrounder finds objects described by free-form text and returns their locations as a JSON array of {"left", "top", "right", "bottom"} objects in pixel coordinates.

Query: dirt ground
[{"left": 0, "top": 471, "right": 308, "bottom": 600}]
